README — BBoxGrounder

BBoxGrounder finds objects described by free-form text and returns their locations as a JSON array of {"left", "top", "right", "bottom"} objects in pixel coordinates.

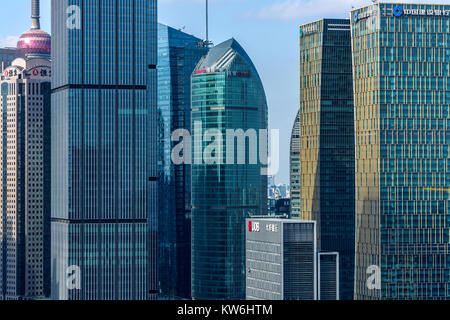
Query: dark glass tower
[
  {"left": 157, "top": 23, "right": 208, "bottom": 299},
  {"left": 352, "top": 3, "right": 450, "bottom": 300},
  {"left": 50, "top": 0, "right": 158, "bottom": 300},
  {"left": 298, "top": 19, "right": 355, "bottom": 300},
  {"left": 191, "top": 39, "right": 268, "bottom": 300}
]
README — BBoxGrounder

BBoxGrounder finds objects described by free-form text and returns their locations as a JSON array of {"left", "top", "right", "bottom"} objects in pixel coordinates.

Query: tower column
[{"left": 31, "top": 0, "right": 40, "bottom": 30}]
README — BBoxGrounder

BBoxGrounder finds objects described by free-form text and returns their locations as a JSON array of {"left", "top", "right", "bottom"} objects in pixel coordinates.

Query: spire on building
[
  {"left": 17, "top": 0, "right": 51, "bottom": 59},
  {"left": 31, "top": 0, "right": 41, "bottom": 30}
]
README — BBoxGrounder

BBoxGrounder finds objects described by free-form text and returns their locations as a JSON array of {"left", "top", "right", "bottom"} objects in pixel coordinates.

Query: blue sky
[{"left": 2, "top": 0, "right": 449, "bottom": 184}]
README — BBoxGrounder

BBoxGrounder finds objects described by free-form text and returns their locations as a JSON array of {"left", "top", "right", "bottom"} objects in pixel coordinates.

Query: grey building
[
  {"left": 246, "top": 218, "right": 339, "bottom": 300},
  {"left": 246, "top": 219, "right": 317, "bottom": 300},
  {"left": 50, "top": 0, "right": 158, "bottom": 300}
]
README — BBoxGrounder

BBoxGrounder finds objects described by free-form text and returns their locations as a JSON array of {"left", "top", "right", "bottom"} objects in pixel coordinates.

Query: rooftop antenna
[
  {"left": 31, "top": 0, "right": 41, "bottom": 30},
  {"left": 203, "top": 0, "right": 213, "bottom": 47}
]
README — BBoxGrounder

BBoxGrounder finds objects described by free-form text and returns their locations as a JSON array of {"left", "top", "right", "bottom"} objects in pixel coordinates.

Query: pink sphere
[{"left": 17, "top": 29, "right": 51, "bottom": 57}]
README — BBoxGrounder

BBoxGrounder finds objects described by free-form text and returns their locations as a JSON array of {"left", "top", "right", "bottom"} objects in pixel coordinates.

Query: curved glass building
[{"left": 191, "top": 39, "right": 268, "bottom": 300}]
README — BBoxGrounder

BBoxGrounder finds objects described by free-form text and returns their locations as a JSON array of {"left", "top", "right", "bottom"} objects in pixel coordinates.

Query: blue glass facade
[
  {"left": 191, "top": 39, "right": 268, "bottom": 300},
  {"left": 157, "top": 24, "right": 208, "bottom": 299},
  {"left": 352, "top": 3, "right": 450, "bottom": 299},
  {"left": 50, "top": 0, "right": 157, "bottom": 300},
  {"left": 298, "top": 19, "right": 355, "bottom": 300},
  {"left": 0, "top": 48, "right": 22, "bottom": 71}
]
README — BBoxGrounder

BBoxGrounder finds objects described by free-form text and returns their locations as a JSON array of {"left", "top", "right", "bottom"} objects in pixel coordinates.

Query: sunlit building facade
[
  {"left": 191, "top": 39, "right": 268, "bottom": 300},
  {"left": 0, "top": 0, "right": 51, "bottom": 301},
  {"left": 299, "top": 19, "right": 355, "bottom": 300},
  {"left": 50, "top": 0, "right": 158, "bottom": 300},
  {"left": 352, "top": 3, "right": 450, "bottom": 300},
  {"left": 0, "top": 57, "right": 51, "bottom": 300}
]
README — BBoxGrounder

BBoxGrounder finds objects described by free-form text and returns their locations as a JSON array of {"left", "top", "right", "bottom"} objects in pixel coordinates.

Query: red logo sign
[
  {"left": 195, "top": 68, "right": 206, "bottom": 74},
  {"left": 248, "top": 221, "right": 252, "bottom": 232},
  {"left": 32, "top": 69, "right": 39, "bottom": 76},
  {"left": 4, "top": 71, "right": 8, "bottom": 77}
]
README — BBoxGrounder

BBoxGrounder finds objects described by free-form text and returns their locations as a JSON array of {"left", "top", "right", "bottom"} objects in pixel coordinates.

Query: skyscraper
[
  {"left": 298, "top": 19, "right": 355, "bottom": 300},
  {"left": 51, "top": 0, "right": 158, "bottom": 300},
  {"left": 191, "top": 39, "right": 268, "bottom": 300},
  {"left": 352, "top": 3, "right": 450, "bottom": 300},
  {"left": 157, "top": 23, "right": 208, "bottom": 299},
  {"left": 0, "top": 0, "right": 51, "bottom": 300},
  {"left": 290, "top": 110, "right": 300, "bottom": 218}
]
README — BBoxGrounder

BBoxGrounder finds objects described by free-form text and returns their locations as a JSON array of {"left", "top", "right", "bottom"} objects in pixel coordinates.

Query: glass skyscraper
[
  {"left": 352, "top": 3, "right": 450, "bottom": 300},
  {"left": 157, "top": 23, "right": 208, "bottom": 299},
  {"left": 191, "top": 39, "right": 268, "bottom": 300},
  {"left": 290, "top": 110, "right": 301, "bottom": 218},
  {"left": 298, "top": 19, "right": 355, "bottom": 300},
  {"left": 50, "top": 0, "right": 158, "bottom": 300}
]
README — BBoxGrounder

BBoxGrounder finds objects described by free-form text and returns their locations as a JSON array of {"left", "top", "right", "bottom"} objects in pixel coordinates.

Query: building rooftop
[
  {"left": 246, "top": 217, "right": 316, "bottom": 224},
  {"left": 195, "top": 38, "right": 258, "bottom": 75}
]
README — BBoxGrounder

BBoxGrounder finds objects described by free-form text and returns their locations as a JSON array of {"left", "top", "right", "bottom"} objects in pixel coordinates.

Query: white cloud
[
  {"left": 0, "top": 36, "right": 19, "bottom": 48},
  {"left": 251, "top": 0, "right": 450, "bottom": 21}
]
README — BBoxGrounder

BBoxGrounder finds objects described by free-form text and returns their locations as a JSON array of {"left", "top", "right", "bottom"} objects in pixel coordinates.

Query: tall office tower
[
  {"left": 191, "top": 39, "right": 268, "bottom": 300},
  {"left": 0, "top": 0, "right": 51, "bottom": 300},
  {"left": 157, "top": 23, "right": 208, "bottom": 299},
  {"left": 290, "top": 110, "right": 301, "bottom": 218},
  {"left": 352, "top": 3, "right": 450, "bottom": 300},
  {"left": 298, "top": 19, "right": 355, "bottom": 300},
  {"left": 51, "top": 0, "right": 158, "bottom": 300},
  {"left": 0, "top": 48, "right": 23, "bottom": 72}
]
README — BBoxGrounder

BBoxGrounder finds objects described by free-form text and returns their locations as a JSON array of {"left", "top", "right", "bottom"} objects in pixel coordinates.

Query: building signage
[
  {"left": 248, "top": 221, "right": 260, "bottom": 232},
  {"left": 29, "top": 68, "right": 51, "bottom": 77},
  {"left": 195, "top": 68, "right": 206, "bottom": 74},
  {"left": 354, "top": 8, "right": 379, "bottom": 23},
  {"left": 393, "top": 6, "right": 450, "bottom": 17},
  {"left": 2, "top": 68, "right": 18, "bottom": 80},
  {"left": 2, "top": 67, "right": 51, "bottom": 81},
  {"left": 300, "top": 23, "right": 318, "bottom": 37},
  {"left": 228, "top": 71, "right": 250, "bottom": 77},
  {"left": 248, "top": 221, "right": 279, "bottom": 233},
  {"left": 265, "top": 223, "right": 279, "bottom": 233}
]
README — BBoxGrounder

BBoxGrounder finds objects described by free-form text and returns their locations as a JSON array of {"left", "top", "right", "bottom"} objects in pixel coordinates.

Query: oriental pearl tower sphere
[{"left": 17, "top": 0, "right": 51, "bottom": 59}]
